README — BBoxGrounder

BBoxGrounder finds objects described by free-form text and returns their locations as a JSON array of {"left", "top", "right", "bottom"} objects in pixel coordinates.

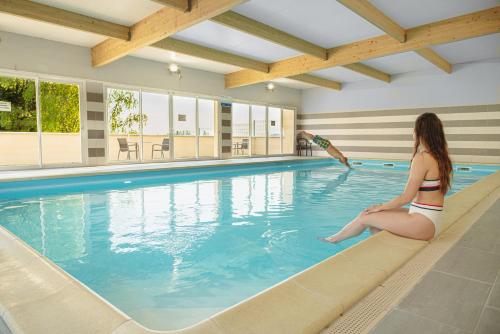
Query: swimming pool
[{"left": 0, "top": 159, "right": 496, "bottom": 330}]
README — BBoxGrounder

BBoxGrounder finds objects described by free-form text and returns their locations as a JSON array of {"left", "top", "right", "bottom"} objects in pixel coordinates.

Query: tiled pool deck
[{"left": 369, "top": 199, "right": 500, "bottom": 334}]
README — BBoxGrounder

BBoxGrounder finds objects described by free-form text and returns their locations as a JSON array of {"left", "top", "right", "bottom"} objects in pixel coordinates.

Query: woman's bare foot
[{"left": 317, "top": 235, "right": 340, "bottom": 243}]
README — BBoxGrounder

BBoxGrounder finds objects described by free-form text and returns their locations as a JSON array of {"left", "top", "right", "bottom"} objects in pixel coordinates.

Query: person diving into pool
[
  {"left": 297, "top": 131, "right": 351, "bottom": 168},
  {"left": 318, "top": 112, "right": 452, "bottom": 243}
]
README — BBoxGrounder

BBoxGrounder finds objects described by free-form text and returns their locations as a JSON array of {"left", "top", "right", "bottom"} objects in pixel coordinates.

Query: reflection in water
[
  {"left": 109, "top": 181, "right": 219, "bottom": 255},
  {"left": 310, "top": 168, "right": 352, "bottom": 199},
  {"left": 0, "top": 195, "right": 87, "bottom": 262},
  {"left": 0, "top": 166, "right": 484, "bottom": 330}
]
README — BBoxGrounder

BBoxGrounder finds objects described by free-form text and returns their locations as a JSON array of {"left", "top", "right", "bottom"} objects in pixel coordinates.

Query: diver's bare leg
[{"left": 298, "top": 131, "right": 314, "bottom": 141}]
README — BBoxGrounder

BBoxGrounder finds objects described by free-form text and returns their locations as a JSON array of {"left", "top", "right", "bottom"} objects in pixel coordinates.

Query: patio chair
[
  {"left": 240, "top": 138, "right": 249, "bottom": 155},
  {"left": 117, "top": 138, "right": 139, "bottom": 160},
  {"left": 296, "top": 138, "right": 312, "bottom": 156},
  {"left": 152, "top": 138, "right": 170, "bottom": 158}
]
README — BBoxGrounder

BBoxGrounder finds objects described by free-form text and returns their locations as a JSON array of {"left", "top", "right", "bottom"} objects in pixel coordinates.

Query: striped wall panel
[
  {"left": 297, "top": 104, "right": 500, "bottom": 164},
  {"left": 220, "top": 102, "right": 232, "bottom": 158},
  {"left": 86, "top": 81, "right": 106, "bottom": 164}
]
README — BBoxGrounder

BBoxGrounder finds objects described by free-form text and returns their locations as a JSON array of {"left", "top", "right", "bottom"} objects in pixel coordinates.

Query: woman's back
[{"left": 415, "top": 151, "right": 444, "bottom": 206}]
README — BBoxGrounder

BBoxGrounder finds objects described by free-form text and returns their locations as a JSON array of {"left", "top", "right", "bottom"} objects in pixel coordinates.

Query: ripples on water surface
[{"left": 0, "top": 161, "right": 488, "bottom": 329}]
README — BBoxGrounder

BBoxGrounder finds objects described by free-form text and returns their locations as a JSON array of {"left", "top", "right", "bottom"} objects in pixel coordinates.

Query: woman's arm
[{"left": 365, "top": 154, "right": 427, "bottom": 213}]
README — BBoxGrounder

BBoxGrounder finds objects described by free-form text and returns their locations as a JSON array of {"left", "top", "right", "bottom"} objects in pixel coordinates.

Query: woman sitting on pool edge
[
  {"left": 297, "top": 131, "right": 351, "bottom": 168},
  {"left": 320, "top": 112, "right": 452, "bottom": 242}
]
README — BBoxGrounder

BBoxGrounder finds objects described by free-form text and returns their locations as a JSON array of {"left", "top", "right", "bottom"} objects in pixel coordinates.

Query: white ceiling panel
[
  {"left": 130, "top": 46, "right": 242, "bottom": 74},
  {"left": 232, "top": 0, "right": 382, "bottom": 47},
  {"left": 271, "top": 78, "right": 316, "bottom": 90},
  {"left": 172, "top": 21, "right": 300, "bottom": 63},
  {"left": 371, "top": 0, "right": 499, "bottom": 29},
  {"left": 31, "top": 0, "right": 162, "bottom": 26},
  {"left": 432, "top": 34, "right": 500, "bottom": 64},
  {"left": 362, "top": 52, "right": 434, "bottom": 75},
  {"left": 0, "top": 12, "right": 105, "bottom": 47}
]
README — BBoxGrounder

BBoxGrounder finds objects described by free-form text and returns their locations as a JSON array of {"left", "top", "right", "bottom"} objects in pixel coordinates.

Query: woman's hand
[{"left": 364, "top": 204, "right": 385, "bottom": 214}]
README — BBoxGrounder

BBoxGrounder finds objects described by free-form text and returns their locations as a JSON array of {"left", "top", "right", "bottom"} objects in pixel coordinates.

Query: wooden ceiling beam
[
  {"left": 153, "top": 37, "right": 269, "bottom": 72},
  {"left": 338, "top": 0, "right": 452, "bottom": 74},
  {"left": 150, "top": 0, "right": 190, "bottom": 12},
  {"left": 224, "top": 7, "right": 500, "bottom": 88},
  {"left": 414, "top": 48, "right": 453, "bottom": 74},
  {"left": 288, "top": 74, "right": 341, "bottom": 90},
  {"left": 211, "top": 10, "right": 389, "bottom": 82},
  {"left": 0, "top": 0, "right": 130, "bottom": 40},
  {"left": 154, "top": 38, "right": 347, "bottom": 90},
  {"left": 91, "top": 0, "right": 245, "bottom": 67},
  {"left": 155, "top": 38, "right": 344, "bottom": 90},
  {"left": 337, "top": 0, "right": 406, "bottom": 42},
  {"left": 342, "top": 63, "right": 391, "bottom": 83},
  {"left": 211, "top": 11, "right": 328, "bottom": 60}
]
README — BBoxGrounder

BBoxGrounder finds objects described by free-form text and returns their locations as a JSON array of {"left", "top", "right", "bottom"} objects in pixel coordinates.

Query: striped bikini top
[{"left": 419, "top": 179, "right": 441, "bottom": 192}]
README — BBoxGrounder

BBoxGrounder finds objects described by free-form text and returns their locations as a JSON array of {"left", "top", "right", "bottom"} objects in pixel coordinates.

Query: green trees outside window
[
  {"left": 0, "top": 77, "right": 81, "bottom": 133},
  {"left": 40, "top": 81, "right": 80, "bottom": 133},
  {"left": 108, "top": 89, "right": 147, "bottom": 135},
  {"left": 0, "top": 77, "right": 37, "bottom": 132}
]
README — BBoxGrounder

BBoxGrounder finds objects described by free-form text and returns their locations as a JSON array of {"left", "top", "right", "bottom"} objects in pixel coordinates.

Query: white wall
[
  {"left": 302, "top": 59, "right": 500, "bottom": 114},
  {"left": 0, "top": 31, "right": 301, "bottom": 108}
]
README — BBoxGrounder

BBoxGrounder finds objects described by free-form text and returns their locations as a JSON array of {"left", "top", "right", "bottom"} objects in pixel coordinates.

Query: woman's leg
[
  {"left": 323, "top": 211, "right": 370, "bottom": 242},
  {"left": 369, "top": 226, "right": 382, "bottom": 235},
  {"left": 324, "top": 208, "right": 434, "bottom": 243}
]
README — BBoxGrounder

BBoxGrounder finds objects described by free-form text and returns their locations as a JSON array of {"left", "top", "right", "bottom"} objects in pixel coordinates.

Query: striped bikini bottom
[{"left": 409, "top": 202, "right": 443, "bottom": 237}]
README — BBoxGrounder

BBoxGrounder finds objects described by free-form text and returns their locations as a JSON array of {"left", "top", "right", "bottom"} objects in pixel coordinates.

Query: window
[
  {"left": 0, "top": 75, "right": 38, "bottom": 166},
  {"left": 40, "top": 80, "right": 81, "bottom": 165},
  {"left": 173, "top": 95, "right": 196, "bottom": 159},
  {"left": 251, "top": 105, "right": 266, "bottom": 156},
  {"left": 107, "top": 88, "right": 141, "bottom": 161},
  {"left": 232, "top": 103, "right": 250, "bottom": 157},
  {"left": 267, "top": 107, "right": 281, "bottom": 155},
  {"left": 142, "top": 92, "right": 170, "bottom": 161},
  {"left": 0, "top": 75, "right": 83, "bottom": 168}
]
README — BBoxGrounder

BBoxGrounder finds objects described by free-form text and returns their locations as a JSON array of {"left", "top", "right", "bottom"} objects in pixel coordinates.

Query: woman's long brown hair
[{"left": 413, "top": 113, "right": 453, "bottom": 194}]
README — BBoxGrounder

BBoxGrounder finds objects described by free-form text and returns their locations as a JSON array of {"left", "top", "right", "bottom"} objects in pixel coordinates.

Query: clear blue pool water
[{"left": 0, "top": 159, "right": 497, "bottom": 330}]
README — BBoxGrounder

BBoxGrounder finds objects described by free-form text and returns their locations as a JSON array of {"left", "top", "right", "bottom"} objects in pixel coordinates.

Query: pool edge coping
[
  {"left": 0, "top": 156, "right": 327, "bottom": 183},
  {"left": 1, "top": 156, "right": 497, "bottom": 184},
  {"left": 0, "top": 171, "right": 498, "bottom": 334}
]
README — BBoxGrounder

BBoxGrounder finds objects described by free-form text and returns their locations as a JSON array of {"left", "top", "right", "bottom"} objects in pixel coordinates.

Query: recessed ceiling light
[{"left": 266, "top": 82, "right": 275, "bottom": 91}]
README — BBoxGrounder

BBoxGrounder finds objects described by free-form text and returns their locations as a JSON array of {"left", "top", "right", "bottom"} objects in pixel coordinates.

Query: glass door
[
  {"left": 173, "top": 95, "right": 196, "bottom": 159},
  {"left": 197, "top": 98, "right": 217, "bottom": 159},
  {"left": 267, "top": 107, "right": 282, "bottom": 155},
  {"left": 282, "top": 108, "right": 295, "bottom": 155},
  {"left": 141, "top": 91, "right": 170, "bottom": 161},
  {"left": 232, "top": 103, "right": 250, "bottom": 157},
  {"left": 107, "top": 88, "right": 141, "bottom": 162},
  {"left": 251, "top": 104, "right": 266, "bottom": 156}
]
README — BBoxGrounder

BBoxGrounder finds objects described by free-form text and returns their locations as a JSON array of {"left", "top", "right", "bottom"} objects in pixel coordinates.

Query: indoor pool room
[
  {"left": 0, "top": 160, "right": 496, "bottom": 330},
  {"left": 0, "top": 1, "right": 499, "bottom": 334}
]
